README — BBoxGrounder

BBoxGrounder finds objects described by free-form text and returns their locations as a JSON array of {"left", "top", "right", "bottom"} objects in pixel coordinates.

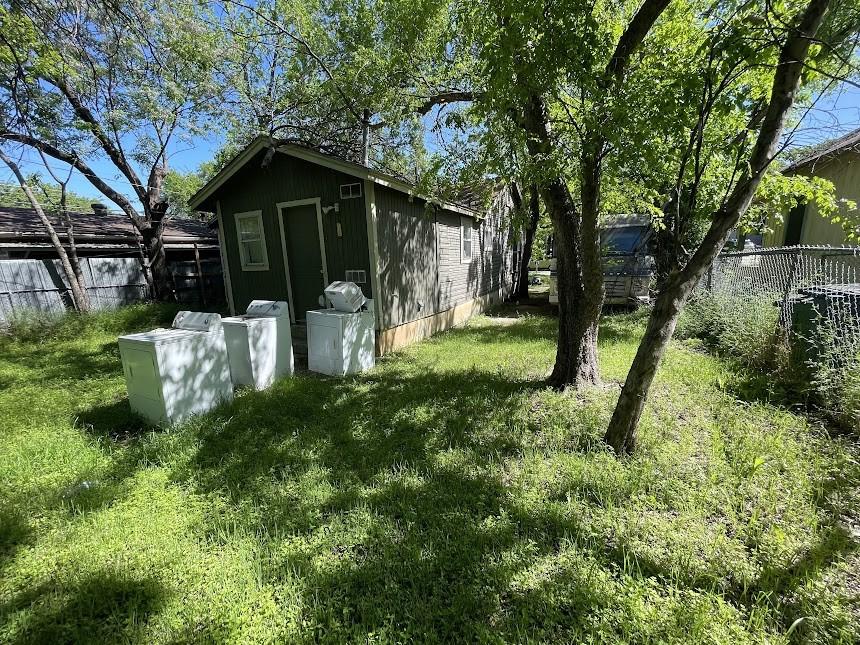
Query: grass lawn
[{"left": 0, "top": 304, "right": 858, "bottom": 643}]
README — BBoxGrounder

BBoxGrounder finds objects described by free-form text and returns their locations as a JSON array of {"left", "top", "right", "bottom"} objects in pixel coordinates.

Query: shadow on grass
[
  {"left": 53, "top": 312, "right": 858, "bottom": 640},
  {"left": 0, "top": 509, "right": 32, "bottom": 578},
  {"left": 0, "top": 573, "right": 164, "bottom": 644},
  {"left": 76, "top": 398, "right": 150, "bottom": 441}
]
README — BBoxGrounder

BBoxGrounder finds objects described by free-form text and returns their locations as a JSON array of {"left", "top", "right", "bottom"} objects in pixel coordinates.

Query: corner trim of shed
[
  {"left": 215, "top": 200, "right": 236, "bottom": 315},
  {"left": 363, "top": 180, "right": 383, "bottom": 329}
]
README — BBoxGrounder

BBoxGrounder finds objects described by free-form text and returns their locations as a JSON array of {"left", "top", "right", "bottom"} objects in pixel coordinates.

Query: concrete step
[{"left": 291, "top": 323, "right": 308, "bottom": 370}]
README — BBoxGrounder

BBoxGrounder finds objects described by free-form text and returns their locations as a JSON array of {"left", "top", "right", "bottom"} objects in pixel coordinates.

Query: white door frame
[
  {"left": 276, "top": 198, "right": 329, "bottom": 323},
  {"left": 215, "top": 200, "right": 236, "bottom": 315}
]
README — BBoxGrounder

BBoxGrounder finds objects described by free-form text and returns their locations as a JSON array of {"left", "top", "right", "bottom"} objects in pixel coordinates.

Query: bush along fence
[
  {"left": 685, "top": 245, "right": 860, "bottom": 427},
  {"left": 0, "top": 256, "right": 224, "bottom": 323}
]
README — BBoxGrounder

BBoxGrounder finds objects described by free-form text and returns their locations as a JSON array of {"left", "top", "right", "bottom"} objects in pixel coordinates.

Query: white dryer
[
  {"left": 222, "top": 300, "right": 293, "bottom": 390},
  {"left": 307, "top": 299, "right": 375, "bottom": 376},
  {"left": 118, "top": 311, "right": 233, "bottom": 425}
]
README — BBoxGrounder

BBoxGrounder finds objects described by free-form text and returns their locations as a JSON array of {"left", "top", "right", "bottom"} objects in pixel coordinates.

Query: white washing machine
[
  {"left": 117, "top": 311, "right": 233, "bottom": 425},
  {"left": 307, "top": 298, "right": 375, "bottom": 376},
  {"left": 222, "top": 300, "right": 293, "bottom": 390}
]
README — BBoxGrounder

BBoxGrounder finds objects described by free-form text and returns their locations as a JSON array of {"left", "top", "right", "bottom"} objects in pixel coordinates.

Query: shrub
[
  {"left": 808, "top": 319, "right": 860, "bottom": 430},
  {"left": 679, "top": 291, "right": 860, "bottom": 431},
  {"left": 676, "top": 291, "right": 786, "bottom": 371}
]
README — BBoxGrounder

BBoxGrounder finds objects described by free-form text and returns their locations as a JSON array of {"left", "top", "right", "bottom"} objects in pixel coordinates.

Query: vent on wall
[
  {"left": 345, "top": 269, "right": 366, "bottom": 284},
  {"left": 340, "top": 183, "right": 363, "bottom": 199}
]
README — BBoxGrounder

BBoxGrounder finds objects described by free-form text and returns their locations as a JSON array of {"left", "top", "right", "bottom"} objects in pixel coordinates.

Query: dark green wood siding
[{"left": 215, "top": 151, "right": 371, "bottom": 314}]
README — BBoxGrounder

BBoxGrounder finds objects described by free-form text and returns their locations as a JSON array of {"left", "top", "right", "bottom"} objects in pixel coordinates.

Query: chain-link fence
[{"left": 701, "top": 245, "right": 860, "bottom": 377}]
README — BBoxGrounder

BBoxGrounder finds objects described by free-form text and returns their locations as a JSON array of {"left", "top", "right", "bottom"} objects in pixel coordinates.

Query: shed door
[
  {"left": 784, "top": 203, "right": 806, "bottom": 246},
  {"left": 281, "top": 203, "right": 326, "bottom": 321}
]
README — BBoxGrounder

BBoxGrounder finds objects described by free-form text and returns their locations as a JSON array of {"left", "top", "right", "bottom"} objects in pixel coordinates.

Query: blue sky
[{"left": 3, "top": 81, "right": 860, "bottom": 212}]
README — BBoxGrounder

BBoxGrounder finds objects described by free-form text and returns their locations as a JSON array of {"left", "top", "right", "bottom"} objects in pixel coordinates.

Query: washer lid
[
  {"left": 244, "top": 300, "right": 288, "bottom": 318},
  {"left": 172, "top": 311, "right": 222, "bottom": 331},
  {"left": 307, "top": 308, "right": 358, "bottom": 320},
  {"left": 119, "top": 328, "right": 199, "bottom": 345}
]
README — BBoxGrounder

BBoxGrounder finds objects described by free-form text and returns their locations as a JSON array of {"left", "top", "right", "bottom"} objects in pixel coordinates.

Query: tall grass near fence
[{"left": 679, "top": 246, "right": 860, "bottom": 428}]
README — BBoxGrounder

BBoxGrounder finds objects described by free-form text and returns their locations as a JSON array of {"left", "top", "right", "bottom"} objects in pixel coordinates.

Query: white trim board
[
  {"left": 276, "top": 198, "right": 328, "bottom": 323},
  {"left": 215, "top": 200, "right": 235, "bottom": 315},
  {"left": 363, "top": 179, "right": 383, "bottom": 330},
  {"left": 189, "top": 136, "right": 480, "bottom": 218}
]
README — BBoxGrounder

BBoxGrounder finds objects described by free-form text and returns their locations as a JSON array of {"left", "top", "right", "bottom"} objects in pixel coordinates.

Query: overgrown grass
[
  {"left": 677, "top": 292, "right": 860, "bottom": 427},
  {"left": 1, "top": 304, "right": 858, "bottom": 643}
]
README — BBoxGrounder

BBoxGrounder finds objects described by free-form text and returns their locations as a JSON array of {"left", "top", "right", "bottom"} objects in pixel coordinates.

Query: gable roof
[
  {"left": 188, "top": 136, "right": 480, "bottom": 217},
  {"left": 785, "top": 127, "right": 860, "bottom": 173},
  {"left": 0, "top": 207, "right": 217, "bottom": 247}
]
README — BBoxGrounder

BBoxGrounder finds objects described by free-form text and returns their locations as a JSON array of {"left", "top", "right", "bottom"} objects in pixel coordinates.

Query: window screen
[{"left": 345, "top": 269, "right": 367, "bottom": 284}]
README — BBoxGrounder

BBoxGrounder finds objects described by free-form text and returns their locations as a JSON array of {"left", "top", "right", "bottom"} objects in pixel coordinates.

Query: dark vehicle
[{"left": 549, "top": 215, "right": 654, "bottom": 307}]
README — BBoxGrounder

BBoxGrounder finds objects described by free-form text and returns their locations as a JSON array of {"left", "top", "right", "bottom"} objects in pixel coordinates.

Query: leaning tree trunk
[
  {"left": 58, "top": 187, "right": 90, "bottom": 312},
  {"left": 604, "top": 0, "right": 833, "bottom": 454},
  {"left": 514, "top": 185, "right": 541, "bottom": 300},
  {"left": 0, "top": 150, "right": 90, "bottom": 312}
]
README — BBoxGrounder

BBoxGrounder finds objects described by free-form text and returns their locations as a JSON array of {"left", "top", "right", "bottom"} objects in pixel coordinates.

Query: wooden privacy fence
[{"left": 0, "top": 256, "right": 224, "bottom": 323}]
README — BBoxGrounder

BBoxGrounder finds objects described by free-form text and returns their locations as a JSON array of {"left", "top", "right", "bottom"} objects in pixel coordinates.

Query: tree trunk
[
  {"left": 0, "top": 150, "right": 89, "bottom": 312},
  {"left": 604, "top": 271, "right": 692, "bottom": 452},
  {"left": 604, "top": 0, "right": 833, "bottom": 454},
  {"left": 542, "top": 178, "right": 601, "bottom": 388},
  {"left": 58, "top": 185, "right": 90, "bottom": 312},
  {"left": 141, "top": 201, "right": 172, "bottom": 301},
  {"left": 514, "top": 184, "right": 541, "bottom": 300},
  {"left": 653, "top": 191, "right": 679, "bottom": 292},
  {"left": 521, "top": 95, "right": 601, "bottom": 388}
]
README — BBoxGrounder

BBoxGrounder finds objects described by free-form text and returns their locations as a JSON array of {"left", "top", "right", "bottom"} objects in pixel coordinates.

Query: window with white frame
[
  {"left": 340, "top": 182, "right": 362, "bottom": 199},
  {"left": 460, "top": 216, "right": 473, "bottom": 263},
  {"left": 234, "top": 211, "right": 269, "bottom": 270}
]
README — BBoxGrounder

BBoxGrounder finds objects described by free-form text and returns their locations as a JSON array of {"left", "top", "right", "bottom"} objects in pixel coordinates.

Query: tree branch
[
  {"left": 605, "top": 0, "right": 674, "bottom": 85},
  {"left": 0, "top": 131, "right": 144, "bottom": 227},
  {"left": 415, "top": 91, "right": 477, "bottom": 115},
  {"left": 47, "top": 76, "right": 148, "bottom": 205}
]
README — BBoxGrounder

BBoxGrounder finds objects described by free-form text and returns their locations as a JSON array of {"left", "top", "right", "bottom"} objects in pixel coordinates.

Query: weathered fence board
[
  {"left": 0, "top": 255, "right": 222, "bottom": 323},
  {"left": 0, "top": 257, "right": 148, "bottom": 322}
]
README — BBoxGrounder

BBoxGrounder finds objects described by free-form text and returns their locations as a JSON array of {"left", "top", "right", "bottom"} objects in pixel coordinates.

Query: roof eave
[{"left": 188, "top": 136, "right": 481, "bottom": 218}]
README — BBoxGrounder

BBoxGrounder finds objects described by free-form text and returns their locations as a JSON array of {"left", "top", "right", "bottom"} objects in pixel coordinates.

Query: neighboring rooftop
[
  {"left": 785, "top": 127, "right": 860, "bottom": 173},
  {"left": 0, "top": 206, "right": 217, "bottom": 248}
]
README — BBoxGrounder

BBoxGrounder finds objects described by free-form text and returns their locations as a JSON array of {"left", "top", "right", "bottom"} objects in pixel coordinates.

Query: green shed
[{"left": 189, "top": 137, "right": 517, "bottom": 354}]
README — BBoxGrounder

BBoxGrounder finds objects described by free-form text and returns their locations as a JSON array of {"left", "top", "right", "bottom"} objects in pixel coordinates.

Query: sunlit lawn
[{"left": 0, "top": 302, "right": 857, "bottom": 643}]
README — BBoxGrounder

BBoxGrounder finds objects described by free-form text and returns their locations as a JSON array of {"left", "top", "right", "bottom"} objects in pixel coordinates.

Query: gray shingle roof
[
  {"left": 785, "top": 127, "right": 860, "bottom": 173},
  {"left": 0, "top": 207, "right": 216, "bottom": 244}
]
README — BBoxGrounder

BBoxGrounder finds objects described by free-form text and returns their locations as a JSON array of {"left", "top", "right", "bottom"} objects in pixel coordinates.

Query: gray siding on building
[
  {"left": 437, "top": 193, "right": 514, "bottom": 310},
  {"left": 375, "top": 186, "right": 440, "bottom": 328},
  {"left": 216, "top": 151, "right": 372, "bottom": 314},
  {"left": 209, "top": 142, "right": 515, "bottom": 330},
  {"left": 376, "top": 188, "right": 515, "bottom": 329}
]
